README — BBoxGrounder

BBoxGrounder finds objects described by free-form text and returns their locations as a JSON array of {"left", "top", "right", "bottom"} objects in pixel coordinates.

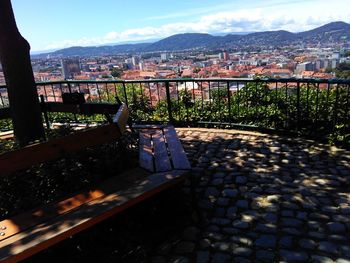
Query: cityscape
[{"left": 1, "top": 22, "right": 349, "bottom": 86}]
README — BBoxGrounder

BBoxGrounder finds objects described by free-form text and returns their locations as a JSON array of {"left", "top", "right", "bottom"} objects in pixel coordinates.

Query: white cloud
[{"left": 44, "top": 0, "right": 350, "bottom": 50}]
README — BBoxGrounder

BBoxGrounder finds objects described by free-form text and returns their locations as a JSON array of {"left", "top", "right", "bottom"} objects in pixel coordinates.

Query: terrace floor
[
  {"left": 164, "top": 128, "right": 350, "bottom": 263},
  {"left": 29, "top": 128, "right": 350, "bottom": 263}
]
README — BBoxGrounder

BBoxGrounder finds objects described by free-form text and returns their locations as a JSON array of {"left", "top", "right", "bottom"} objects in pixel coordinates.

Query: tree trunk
[{"left": 0, "top": 0, "right": 45, "bottom": 146}]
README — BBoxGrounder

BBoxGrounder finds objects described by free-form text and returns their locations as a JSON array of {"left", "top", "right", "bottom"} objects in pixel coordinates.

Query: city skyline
[{"left": 12, "top": 0, "right": 350, "bottom": 52}]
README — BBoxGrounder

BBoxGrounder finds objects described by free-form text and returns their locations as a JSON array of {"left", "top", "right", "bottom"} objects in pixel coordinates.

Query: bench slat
[
  {"left": 43, "top": 102, "right": 119, "bottom": 115},
  {"left": 0, "top": 168, "right": 150, "bottom": 244},
  {"left": 0, "top": 124, "right": 121, "bottom": 176},
  {"left": 0, "top": 168, "right": 187, "bottom": 263},
  {"left": 163, "top": 126, "right": 191, "bottom": 170},
  {"left": 152, "top": 129, "right": 171, "bottom": 172},
  {"left": 0, "top": 104, "right": 127, "bottom": 177},
  {"left": 113, "top": 104, "right": 129, "bottom": 134},
  {"left": 139, "top": 131, "right": 154, "bottom": 172}
]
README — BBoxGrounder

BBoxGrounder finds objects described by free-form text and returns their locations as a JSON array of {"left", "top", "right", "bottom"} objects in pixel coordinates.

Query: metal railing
[{"left": 1, "top": 78, "right": 350, "bottom": 145}]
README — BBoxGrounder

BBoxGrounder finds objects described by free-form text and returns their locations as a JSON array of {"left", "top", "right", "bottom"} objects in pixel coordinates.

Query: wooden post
[{"left": 0, "top": 0, "right": 45, "bottom": 146}]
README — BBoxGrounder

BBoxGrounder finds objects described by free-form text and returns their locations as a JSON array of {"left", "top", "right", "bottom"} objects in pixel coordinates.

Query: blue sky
[{"left": 11, "top": 0, "right": 350, "bottom": 51}]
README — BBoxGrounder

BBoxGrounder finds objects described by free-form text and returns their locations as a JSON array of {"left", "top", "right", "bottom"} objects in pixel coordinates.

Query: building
[
  {"left": 161, "top": 53, "right": 169, "bottom": 61},
  {"left": 223, "top": 51, "right": 230, "bottom": 61},
  {"left": 295, "top": 62, "right": 315, "bottom": 74},
  {"left": 131, "top": 56, "right": 140, "bottom": 68},
  {"left": 61, "top": 58, "right": 81, "bottom": 80}
]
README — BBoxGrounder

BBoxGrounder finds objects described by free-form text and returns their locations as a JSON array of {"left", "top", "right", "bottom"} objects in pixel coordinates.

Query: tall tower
[{"left": 61, "top": 58, "right": 81, "bottom": 80}]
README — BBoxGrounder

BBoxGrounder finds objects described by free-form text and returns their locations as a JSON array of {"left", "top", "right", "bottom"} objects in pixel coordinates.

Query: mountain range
[{"left": 36, "top": 21, "right": 350, "bottom": 57}]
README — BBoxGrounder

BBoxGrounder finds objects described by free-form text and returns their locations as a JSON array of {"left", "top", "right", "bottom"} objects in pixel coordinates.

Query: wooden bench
[{"left": 0, "top": 106, "right": 191, "bottom": 262}]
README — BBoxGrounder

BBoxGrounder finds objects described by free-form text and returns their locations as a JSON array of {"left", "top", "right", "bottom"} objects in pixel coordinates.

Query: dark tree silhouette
[{"left": 0, "top": 0, "right": 45, "bottom": 146}]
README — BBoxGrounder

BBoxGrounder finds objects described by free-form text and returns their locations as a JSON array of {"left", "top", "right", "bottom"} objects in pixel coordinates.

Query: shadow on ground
[{"left": 26, "top": 128, "right": 350, "bottom": 263}]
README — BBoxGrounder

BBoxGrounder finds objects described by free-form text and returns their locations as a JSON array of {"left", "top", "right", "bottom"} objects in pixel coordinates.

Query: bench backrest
[{"left": 0, "top": 103, "right": 129, "bottom": 176}]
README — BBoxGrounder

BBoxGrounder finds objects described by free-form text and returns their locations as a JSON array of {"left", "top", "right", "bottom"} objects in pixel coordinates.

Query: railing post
[
  {"left": 332, "top": 84, "right": 339, "bottom": 131},
  {"left": 296, "top": 81, "right": 300, "bottom": 133},
  {"left": 227, "top": 81, "right": 231, "bottom": 124},
  {"left": 67, "top": 81, "right": 72, "bottom": 93},
  {"left": 165, "top": 81, "right": 174, "bottom": 123},
  {"left": 40, "top": 95, "right": 50, "bottom": 130},
  {"left": 122, "top": 82, "right": 128, "bottom": 106}
]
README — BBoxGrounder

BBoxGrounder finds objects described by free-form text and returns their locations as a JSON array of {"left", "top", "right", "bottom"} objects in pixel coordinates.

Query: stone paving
[{"left": 152, "top": 128, "right": 350, "bottom": 263}]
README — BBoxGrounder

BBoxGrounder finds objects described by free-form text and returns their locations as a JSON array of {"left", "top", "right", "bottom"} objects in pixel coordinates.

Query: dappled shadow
[
  {"left": 175, "top": 128, "right": 350, "bottom": 262},
  {"left": 2, "top": 128, "right": 350, "bottom": 262}
]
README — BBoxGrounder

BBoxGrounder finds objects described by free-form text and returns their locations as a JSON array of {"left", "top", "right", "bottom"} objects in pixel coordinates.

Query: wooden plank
[
  {"left": 139, "top": 131, "right": 154, "bottom": 172},
  {"left": 113, "top": 103, "right": 129, "bottom": 134},
  {"left": 0, "top": 167, "right": 149, "bottom": 243},
  {"left": 133, "top": 124, "right": 166, "bottom": 130},
  {"left": 152, "top": 129, "right": 171, "bottom": 172},
  {"left": 163, "top": 126, "right": 191, "bottom": 170},
  {"left": 43, "top": 102, "right": 119, "bottom": 115},
  {"left": 0, "top": 131, "right": 13, "bottom": 140},
  {"left": 0, "top": 169, "right": 187, "bottom": 263},
  {"left": 0, "top": 124, "right": 121, "bottom": 176}
]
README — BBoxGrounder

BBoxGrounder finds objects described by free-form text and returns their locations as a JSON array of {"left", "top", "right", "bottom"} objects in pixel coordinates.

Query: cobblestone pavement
[{"left": 152, "top": 128, "right": 350, "bottom": 263}]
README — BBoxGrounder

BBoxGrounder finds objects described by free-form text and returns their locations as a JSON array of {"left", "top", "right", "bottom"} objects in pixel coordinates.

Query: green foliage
[
  {"left": 110, "top": 68, "right": 123, "bottom": 78},
  {"left": 332, "top": 62, "right": 350, "bottom": 79},
  {"left": 126, "top": 82, "right": 349, "bottom": 147}
]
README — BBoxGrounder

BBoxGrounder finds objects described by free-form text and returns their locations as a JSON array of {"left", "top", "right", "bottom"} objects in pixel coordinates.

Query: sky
[{"left": 10, "top": 0, "right": 350, "bottom": 52}]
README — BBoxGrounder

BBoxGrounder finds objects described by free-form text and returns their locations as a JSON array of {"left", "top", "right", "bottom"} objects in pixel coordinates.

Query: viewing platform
[
  {"left": 0, "top": 78, "right": 349, "bottom": 262},
  {"left": 19, "top": 127, "right": 350, "bottom": 262}
]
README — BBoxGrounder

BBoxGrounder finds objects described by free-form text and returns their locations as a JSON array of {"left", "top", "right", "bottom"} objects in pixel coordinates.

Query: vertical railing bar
[
  {"left": 274, "top": 81, "right": 278, "bottom": 129},
  {"left": 131, "top": 83, "right": 136, "bottom": 105},
  {"left": 217, "top": 81, "right": 222, "bottom": 123},
  {"left": 122, "top": 82, "right": 128, "bottom": 106},
  {"left": 96, "top": 83, "right": 102, "bottom": 102},
  {"left": 59, "top": 83, "right": 63, "bottom": 102},
  {"left": 254, "top": 81, "right": 258, "bottom": 122},
  {"left": 227, "top": 81, "right": 231, "bottom": 124},
  {"left": 306, "top": 83, "right": 310, "bottom": 120},
  {"left": 77, "top": 83, "right": 82, "bottom": 93},
  {"left": 315, "top": 83, "right": 320, "bottom": 125},
  {"left": 208, "top": 81, "right": 212, "bottom": 122},
  {"left": 113, "top": 83, "right": 118, "bottom": 96},
  {"left": 67, "top": 82, "right": 72, "bottom": 93},
  {"left": 285, "top": 82, "right": 288, "bottom": 129},
  {"left": 165, "top": 81, "right": 173, "bottom": 123},
  {"left": 51, "top": 84, "right": 56, "bottom": 102},
  {"left": 192, "top": 81, "right": 196, "bottom": 121},
  {"left": 245, "top": 81, "right": 249, "bottom": 111},
  {"left": 139, "top": 82, "right": 144, "bottom": 101},
  {"left": 105, "top": 83, "right": 110, "bottom": 102},
  {"left": 185, "top": 81, "right": 189, "bottom": 124},
  {"left": 296, "top": 81, "right": 301, "bottom": 133},
  {"left": 43, "top": 85, "right": 48, "bottom": 102},
  {"left": 237, "top": 81, "right": 240, "bottom": 119},
  {"left": 113, "top": 83, "right": 118, "bottom": 104},
  {"left": 263, "top": 81, "right": 268, "bottom": 121},
  {"left": 332, "top": 83, "right": 340, "bottom": 131},
  {"left": 156, "top": 82, "right": 160, "bottom": 104},
  {"left": 147, "top": 82, "right": 152, "bottom": 107},
  {"left": 325, "top": 83, "right": 331, "bottom": 122},
  {"left": 346, "top": 84, "right": 350, "bottom": 123},
  {"left": 176, "top": 82, "right": 180, "bottom": 120},
  {"left": 86, "top": 83, "right": 92, "bottom": 103},
  {"left": 200, "top": 81, "right": 204, "bottom": 121}
]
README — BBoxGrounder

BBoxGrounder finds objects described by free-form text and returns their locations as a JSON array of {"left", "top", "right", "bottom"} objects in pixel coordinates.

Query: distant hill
[
  {"left": 48, "top": 43, "right": 151, "bottom": 57},
  {"left": 143, "top": 33, "right": 216, "bottom": 52},
  {"left": 34, "top": 21, "right": 350, "bottom": 57},
  {"left": 297, "top": 21, "right": 350, "bottom": 42}
]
